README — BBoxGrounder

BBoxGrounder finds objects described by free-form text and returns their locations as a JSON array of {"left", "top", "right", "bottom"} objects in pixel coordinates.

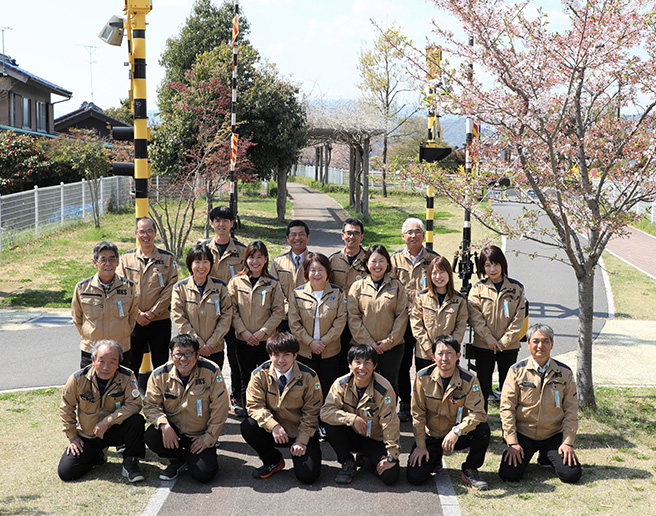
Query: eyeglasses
[
  {"left": 137, "top": 228, "right": 155, "bottom": 236},
  {"left": 97, "top": 256, "right": 118, "bottom": 264},
  {"left": 343, "top": 230, "right": 361, "bottom": 237},
  {"left": 403, "top": 229, "right": 423, "bottom": 236},
  {"left": 172, "top": 351, "right": 196, "bottom": 359}
]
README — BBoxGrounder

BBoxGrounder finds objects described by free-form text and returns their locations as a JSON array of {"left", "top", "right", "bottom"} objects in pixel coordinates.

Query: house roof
[
  {"left": 1, "top": 54, "right": 72, "bottom": 98},
  {"left": 54, "top": 101, "right": 132, "bottom": 132}
]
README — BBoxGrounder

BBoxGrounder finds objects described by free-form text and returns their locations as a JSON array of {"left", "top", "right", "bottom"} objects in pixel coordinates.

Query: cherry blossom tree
[{"left": 395, "top": 0, "right": 656, "bottom": 409}]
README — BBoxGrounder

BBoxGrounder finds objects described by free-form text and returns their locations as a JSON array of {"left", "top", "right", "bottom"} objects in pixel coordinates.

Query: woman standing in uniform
[
  {"left": 410, "top": 255, "right": 468, "bottom": 372},
  {"left": 467, "top": 245, "right": 526, "bottom": 411},
  {"left": 347, "top": 244, "right": 408, "bottom": 395},
  {"left": 171, "top": 244, "right": 232, "bottom": 369},
  {"left": 288, "top": 252, "right": 347, "bottom": 398},
  {"left": 228, "top": 241, "right": 285, "bottom": 407}
]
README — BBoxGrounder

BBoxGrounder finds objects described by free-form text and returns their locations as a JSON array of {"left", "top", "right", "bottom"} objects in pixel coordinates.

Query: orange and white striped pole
[{"left": 229, "top": 1, "right": 240, "bottom": 227}]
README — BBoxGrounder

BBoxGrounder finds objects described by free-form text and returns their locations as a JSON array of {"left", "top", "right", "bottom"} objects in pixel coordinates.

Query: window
[
  {"left": 36, "top": 102, "right": 47, "bottom": 132},
  {"left": 22, "top": 97, "right": 31, "bottom": 129}
]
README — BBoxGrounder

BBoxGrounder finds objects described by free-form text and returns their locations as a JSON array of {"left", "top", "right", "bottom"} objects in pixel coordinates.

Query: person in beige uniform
[
  {"left": 270, "top": 220, "right": 311, "bottom": 328},
  {"left": 468, "top": 245, "right": 527, "bottom": 411},
  {"left": 72, "top": 241, "right": 138, "bottom": 369},
  {"left": 411, "top": 256, "right": 468, "bottom": 372},
  {"left": 58, "top": 340, "right": 145, "bottom": 482},
  {"left": 118, "top": 217, "right": 178, "bottom": 370},
  {"left": 171, "top": 244, "right": 232, "bottom": 369},
  {"left": 204, "top": 206, "right": 247, "bottom": 416},
  {"left": 348, "top": 244, "right": 408, "bottom": 395},
  {"left": 288, "top": 252, "right": 347, "bottom": 398},
  {"left": 144, "top": 334, "right": 229, "bottom": 483},
  {"left": 329, "top": 217, "right": 368, "bottom": 374},
  {"left": 391, "top": 218, "right": 439, "bottom": 422},
  {"left": 499, "top": 323, "right": 581, "bottom": 484},
  {"left": 228, "top": 241, "right": 285, "bottom": 408},
  {"left": 241, "top": 332, "right": 322, "bottom": 483},
  {"left": 407, "top": 335, "right": 490, "bottom": 490},
  {"left": 321, "top": 344, "right": 401, "bottom": 485}
]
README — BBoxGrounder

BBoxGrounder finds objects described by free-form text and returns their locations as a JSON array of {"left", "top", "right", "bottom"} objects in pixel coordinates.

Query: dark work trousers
[
  {"left": 406, "top": 422, "right": 491, "bottom": 485},
  {"left": 206, "top": 351, "right": 225, "bottom": 371},
  {"left": 323, "top": 423, "right": 400, "bottom": 485},
  {"left": 398, "top": 324, "right": 416, "bottom": 405},
  {"left": 499, "top": 432, "right": 582, "bottom": 484},
  {"left": 297, "top": 354, "right": 340, "bottom": 402},
  {"left": 80, "top": 350, "right": 132, "bottom": 371},
  {"left": 130, "top": 318, "right": 172, "bottom": 372},
  {"left": 473, "top": 347, "right": 519, "bottom": 412},
  {"left": 235, "top": 340, "right": 270, "bottom": 406},
  {"left": 240, "top": 416, "right": 322, "bottom": 484},
  {"left": 225, "top": 327, "right": 242, "bottom": 403},
  {"left": 58, "top": 413, "right": 145, "bottom": 481},
  {"left": 145, "top": 423, "right": 218, "bottom": 483},
  {"left": 376, "top": 345, "right": 404, "bottom": 398},
  {"left": 338, "top": 326, "right": 353, "bottom": 375},
  {"left": 415, "top": 356, "right": 433, "bottom": 374}
]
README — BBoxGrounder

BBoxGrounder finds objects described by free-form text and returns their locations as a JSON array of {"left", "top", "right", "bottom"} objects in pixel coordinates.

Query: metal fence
[
  {"left": 0, "top": 176, "right": 133, "bottom": 252},
  {"left": 632, "top": 200, "right": 655, "bottom": 224}
]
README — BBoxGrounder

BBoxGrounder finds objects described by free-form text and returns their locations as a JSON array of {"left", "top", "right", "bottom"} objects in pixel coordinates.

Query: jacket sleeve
[
  {"left": 561, "top": 373, "right": 579, "bottom": 446},
  {"left": 295, "top": 377, "right": 322, "bottom": 446},
  {"left": 499, "top": 367, "right": 520, "bottom": 445},
  {"left": 379, "top": 281, "right": 408, "bottom": 351},
  {"left": 127, "top": 285, "right": 139, "bottom": 334},
  {"left": 319, "top": 289, "right": 348, "bottom": 346},
  {"left": 103, "top": 373, "right": 143, "bottom": 427},
  {"left": 467, "top": 284, "right": 497, "bottom": 346},
  {"left": 410, "top": 375, "right": 428, "bottom": 449},
  {"left": 228, "top": 278, "right": 248, "bottom": 336},
  {"left": 379, "top": 387, "right": 401, "bottom": 459},
  {"left": 203, "top": 370, "right": 229, "bottom": 447},
  {"left": 143, "top": 374, "right": 169, "bottom": 429},
  {"left": 347, "top": 282, "right": 376, "bottom": 346},
  {"left": 499, "top": 284, "right": 527, "bottom": 348},
  {"left": 459, "top": 377, "right": 487, "bottom": 435},
  {"left": 410, "top": 296, "right": 432, "bottom": 358},
  {"left": 259, "top": 282, "right": 285, "bottom": 335},
  {"left": 171, "top": 286, "right": 203, "bottom": 344},
  {"left": 320, "top": 381, "right": 357, "bottom": 427},
  {"left": 60, "top": 375, "right": 80, "bottom": 440},
  {"left": 452, "top": 296, "right": 469, "bottom": 344},
  {"left": 71, "top": 286, "right": 83, "bottom": 335},
  {"left": 149, "top": 258, "right": 178, "bottom": 316},
  {"left": 288, "top": 291, "right": 314, "bottom": 347},
  {"left": 205, "top": 286, "right": 233, "bottom": 353},
  {"left": 246, "top": 371, "right": 279, "bottom": 433}
]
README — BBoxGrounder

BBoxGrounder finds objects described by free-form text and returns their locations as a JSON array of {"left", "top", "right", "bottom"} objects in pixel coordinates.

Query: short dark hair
[
  {"left": 266, "top": 332, "right": 300, "bottom": 355},
  {"left": 209, "top": 206, "right": 234, "bottom": 222},
  {"left": 363, "top": 244, "right": 392, "bottom": 275},
  {"left": 93, "top": 241, "right": 118, "bottom": 261},
  {"left": 135, "top": 216, "right": 156, "bottom": 232},
  {"left": 347, "top": 344, "right": 379, "bottom": 367},
  {"left": 432, "top": 334, "right": 461, "bottom": 355},
  {"left": 186, "top": 244, "right": 214, "bottom": 272},
  {"left": 427, "top": 256, "right": 456, "bottom": 298},
  {"left": 239, "top": 240, "right": 272, "bottom": 278},
  {"left": 169, "top": 333, "right": 200, "bottom": 353},
  {"left": 342, "top": 217, "right": 364, "bottom": 234},
  {"left": 477, "top": 245, "right": 508, "bottom": 279},
  {"left": 91, "top": 339, "right": 124, "bottom": 362},
  {"left": 302, "top": 252, "right": 332, "bottom": 281},
  {"left": 286, "top": 220, "right": 310, "bottom": 237}
]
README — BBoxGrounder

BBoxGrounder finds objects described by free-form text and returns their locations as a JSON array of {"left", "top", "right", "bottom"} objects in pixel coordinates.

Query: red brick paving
[{"left": 606, "top": 227, "right": 656, "bottom": 278}]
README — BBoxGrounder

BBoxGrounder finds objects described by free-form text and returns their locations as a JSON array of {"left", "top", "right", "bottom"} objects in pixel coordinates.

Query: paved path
[{"left": 606, "top": 226, "right": 656, "bottom": 279}]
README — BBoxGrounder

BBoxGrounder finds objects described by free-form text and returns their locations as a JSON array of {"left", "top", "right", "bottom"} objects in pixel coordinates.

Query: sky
[{"left": 3, "top": 0, "right": 448, "bottom": 118}]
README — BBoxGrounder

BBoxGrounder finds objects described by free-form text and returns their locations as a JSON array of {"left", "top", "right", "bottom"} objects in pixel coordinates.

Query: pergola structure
[{"left": 305, "top": 103, "right": 385, "bottom": 217}]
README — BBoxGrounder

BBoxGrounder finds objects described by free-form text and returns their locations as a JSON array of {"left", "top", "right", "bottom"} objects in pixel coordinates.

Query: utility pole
[
  {"left": 75, "top": 44, "right": 97, "bottom": 103},
  {"left": 229, "top": 0, "right": 240, "bottom": 228}
]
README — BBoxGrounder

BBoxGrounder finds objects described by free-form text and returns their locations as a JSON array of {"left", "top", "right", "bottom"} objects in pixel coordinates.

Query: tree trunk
[
  {"left": 354, "top": 145, "right": 362, "bottom": 214},
  {"left": 324, "top": 144, "right": 332, "bottom": 186},
  {"left": 276, "top": 165, "right": 288, "bottom": 221},
  {"left": 363, "top": 138, "right": 370, "bottom": 218},
  {"left": 381, "top": 133, "right": 388, "bottom": 197},
  {"left": 576, "top": 269, "right": 597, "bottom": 410},
  {"left": 314, "top": 148, "right": 320, "bottom": 182},
  {"left": 204, "top": 179, "right": 213, "bottom": 239},
  {"left": 349, "top": 145, "right": 356, "bottom": 208}
]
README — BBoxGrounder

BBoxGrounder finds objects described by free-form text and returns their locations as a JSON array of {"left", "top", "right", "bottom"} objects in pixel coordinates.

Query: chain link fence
[{"left": 0, "top": 176, "right": 133, "bottom": 252}]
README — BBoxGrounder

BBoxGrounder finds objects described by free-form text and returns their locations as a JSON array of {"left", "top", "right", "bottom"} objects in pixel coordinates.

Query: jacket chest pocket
[
  {"left": 81, "top": 296, "right": 103, "bottom": 317},
  {"left": 146, "top": 268, "right": 167, "bottom": 291},
  {"left": 79, "top": 398, "right": 100, "bottom": 415},
  {"left": 518, "top": 381, "right": 540, "bottom": 405},
  {"left": 422, "top": 306, "right": 437, "bottom": 325},
  {"left": 425, "top": 395, "right": 442, "bottom": 414}
]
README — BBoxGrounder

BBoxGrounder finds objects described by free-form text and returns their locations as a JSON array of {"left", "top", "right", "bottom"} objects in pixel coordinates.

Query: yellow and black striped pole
[{"left": 425, "top": 185, "right": 435, "bottom": 251}]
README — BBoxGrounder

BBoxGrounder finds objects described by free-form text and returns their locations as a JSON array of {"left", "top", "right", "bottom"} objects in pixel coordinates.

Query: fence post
[
  {"left": 34, "top": 185, "right": 39, "bottom": 237},
  {"left": 82, "top": 179, "right": 86, "bottom": 222},
  {"left": 60, "top": 182, "right": 65, "bottom": 227},
  {"left": 100, "top": 178, "right": 104, "bottom": 217}
]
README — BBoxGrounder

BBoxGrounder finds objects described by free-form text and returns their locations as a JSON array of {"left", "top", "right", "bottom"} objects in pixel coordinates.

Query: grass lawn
[{"left": 1, "top": 387, "right": 654, "bottom": 515}]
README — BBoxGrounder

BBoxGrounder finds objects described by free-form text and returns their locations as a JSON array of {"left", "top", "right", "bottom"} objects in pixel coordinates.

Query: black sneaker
[
  {"left": 122, "top": 458, "right": 145, "bottom": 483},
  {"left": 160, "top": 459, "right": 187, "bottom": 481},
  {"left": 537, "top": 452, "right": 553, "bottom": 468},
  {"left": 95, "top": 450, "right": 107, "bottom": 467},
  {"left": 398, "top": 401, "right": 411, "bottom": 422},
  {"left": 115, "top": 445, "right": 126, "bottom": 454},
  {"left": 252, "top": 456, "right": 285, "bottom": 479},
  {"left": 335, "top": 457, "right": 358, "bottom": 484},
  {"left": 462, "top": 468, "right": 488, "bottom": 490}
]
